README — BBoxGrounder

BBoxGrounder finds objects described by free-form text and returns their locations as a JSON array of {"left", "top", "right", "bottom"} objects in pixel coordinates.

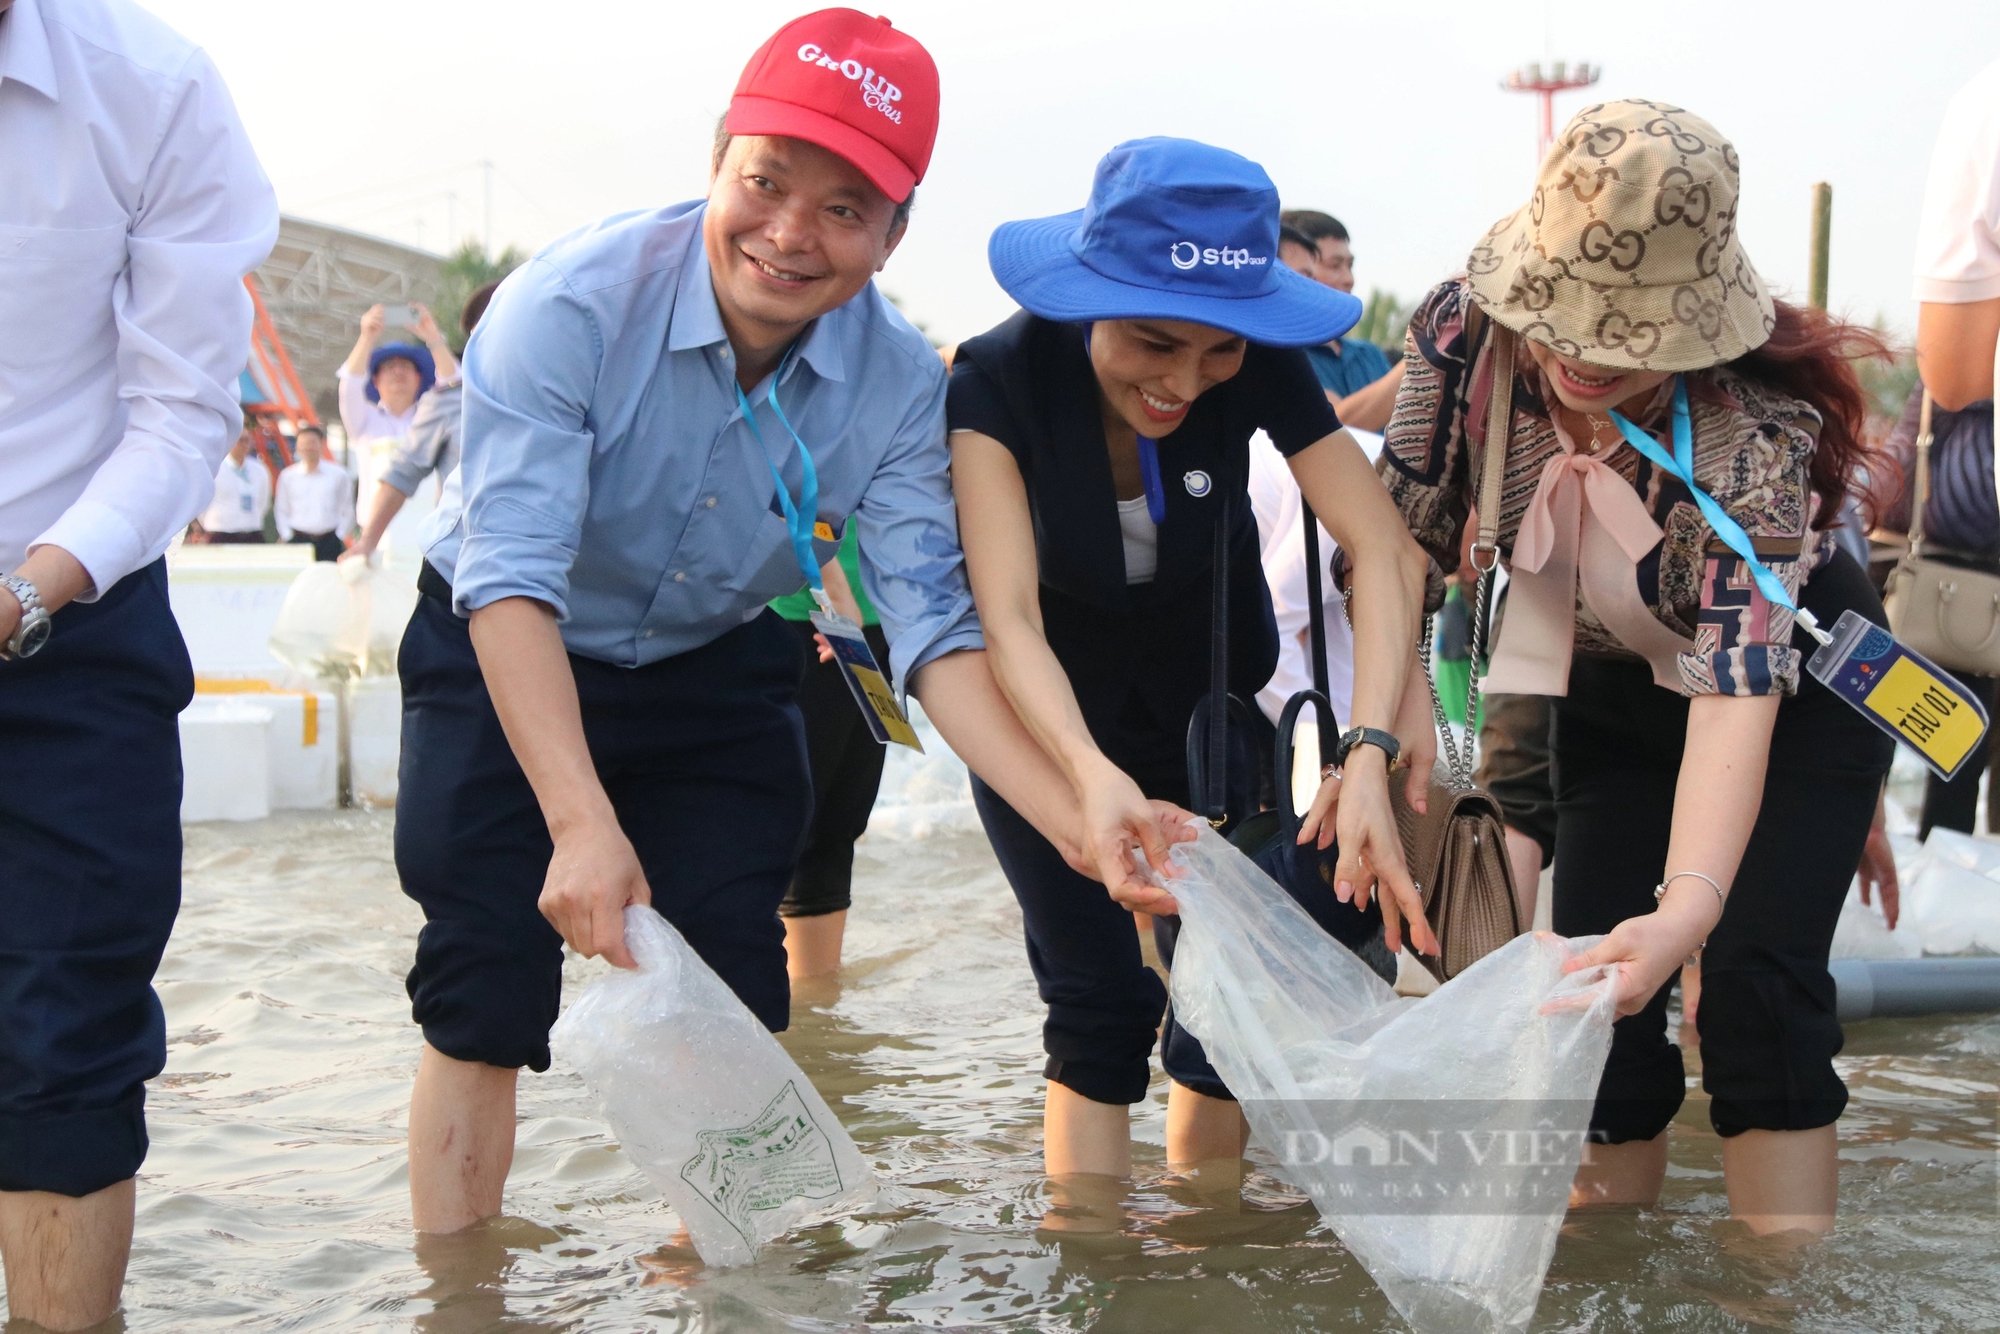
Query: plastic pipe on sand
[{"left": 1830, "top": 957, "right": 2000, "bottom": 1021}]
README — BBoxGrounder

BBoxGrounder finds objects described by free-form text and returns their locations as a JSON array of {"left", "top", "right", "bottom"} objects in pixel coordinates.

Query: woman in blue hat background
[
  {"left": 947, "top": 138, "right": 1435, "bottom": 1197},
  {"left": 338, "top": 302, "right": 454, "bottom": 554}
]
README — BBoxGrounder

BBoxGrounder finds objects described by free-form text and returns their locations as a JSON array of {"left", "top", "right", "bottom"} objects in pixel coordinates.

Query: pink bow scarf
[{"left": 1477, "top": 371, "right": 1694, "bottom": 696}]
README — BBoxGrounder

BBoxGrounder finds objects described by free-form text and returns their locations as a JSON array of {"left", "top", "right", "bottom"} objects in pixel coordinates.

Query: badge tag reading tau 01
[
  {"left": 810, "top": 606, "right": 924, "bottom": 752},
  {"left": 1807, "top": 609, "right": 1990, "bottom": 780}
]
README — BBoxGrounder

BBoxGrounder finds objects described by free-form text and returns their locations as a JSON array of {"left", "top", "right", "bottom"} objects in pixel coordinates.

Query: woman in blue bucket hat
[{"left": 947, "top": 137, "right": 1435, "bottom": 1204}]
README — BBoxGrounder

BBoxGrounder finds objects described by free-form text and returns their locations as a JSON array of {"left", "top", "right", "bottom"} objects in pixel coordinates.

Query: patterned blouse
[{"left": 1369, "top": 279, "right": 1834, "bottom": 698}]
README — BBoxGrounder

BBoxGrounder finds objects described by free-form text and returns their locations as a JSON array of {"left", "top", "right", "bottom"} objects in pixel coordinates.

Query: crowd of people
[{"left": 3, "top": 0, "right": 1998, "bottom": 1326}]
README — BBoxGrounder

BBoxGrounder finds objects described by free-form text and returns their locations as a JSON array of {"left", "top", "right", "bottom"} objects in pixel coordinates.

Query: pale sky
[{"left": 151, "top": 0, "right": 1998, "bottom": 347}]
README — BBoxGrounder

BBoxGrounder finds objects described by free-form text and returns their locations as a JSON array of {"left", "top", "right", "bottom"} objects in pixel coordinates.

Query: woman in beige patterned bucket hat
[
  {"left": 1351, "top": 98, "right": 1900, "bottom": 1234},
  {"left": 1466, "top": 98, "right": 1776, "bottom": 373}
]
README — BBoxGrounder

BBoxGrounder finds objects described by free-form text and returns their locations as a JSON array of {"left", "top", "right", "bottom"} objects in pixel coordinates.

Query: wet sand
[{"left": 59, "top": 811, "right": 2000, "bottom": 1331}]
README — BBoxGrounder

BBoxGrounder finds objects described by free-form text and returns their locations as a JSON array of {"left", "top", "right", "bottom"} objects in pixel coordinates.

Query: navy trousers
[
  {"left": 0, "top": 560, "right": 189, "bottom": 1196},
  {"left": 395, "top": 588, "right": 813, "bottom": 1072}
]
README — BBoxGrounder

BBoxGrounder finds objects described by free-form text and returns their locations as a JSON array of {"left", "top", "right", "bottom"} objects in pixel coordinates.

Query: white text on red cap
[{"left": 795, "top": 43, "right": 905, "bottom": 124}]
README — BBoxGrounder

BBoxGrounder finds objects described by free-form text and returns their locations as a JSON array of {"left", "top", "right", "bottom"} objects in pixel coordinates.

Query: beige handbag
[
  {"left": 1388, "top": 323, "right": 1523, "bottom": 981},
  {"left": 1884, "top": 391, "right": 2000, "bottom": 675}
]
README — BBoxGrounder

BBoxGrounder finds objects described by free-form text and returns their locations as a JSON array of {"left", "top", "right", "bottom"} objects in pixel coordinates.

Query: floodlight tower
[{"left": 1502, "top": 61, "right": 1601, "bottom": 162}]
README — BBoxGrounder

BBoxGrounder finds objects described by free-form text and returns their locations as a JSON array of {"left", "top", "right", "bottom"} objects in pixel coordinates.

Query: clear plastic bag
[
  {"left": 1156, "top": 826, "right": 1618, "bottom": 1334},
  {"left": 268, "top": 560, "right": 417, "bottom": 680},
  {"left": 551, "top": 906, "right": 875, "bottom": 1267}
]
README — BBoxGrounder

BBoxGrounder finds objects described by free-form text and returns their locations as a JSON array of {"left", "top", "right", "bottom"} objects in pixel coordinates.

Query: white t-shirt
[
  {"left": 1914, "top": 57, "right": 2000, "bottom": 394},
  {"left": 1117, "top": 494, "right": 1157, "bottom": 583}
]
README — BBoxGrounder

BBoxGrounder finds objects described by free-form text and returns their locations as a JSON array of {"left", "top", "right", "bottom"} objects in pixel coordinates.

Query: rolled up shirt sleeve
[
  {"left": 851, "top": 356, "right": 984, "bottom": 704},
  {"left": 449, "top": 261, "right": 599, "bottom": 619},
  {"left": 31, "top": 48, "right": 277, "bottom": 596}
]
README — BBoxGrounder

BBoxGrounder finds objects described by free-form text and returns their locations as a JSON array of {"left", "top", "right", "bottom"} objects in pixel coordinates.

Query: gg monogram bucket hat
[{"left": 1465, "top": 98, "right": 1776, "bottom": 372}]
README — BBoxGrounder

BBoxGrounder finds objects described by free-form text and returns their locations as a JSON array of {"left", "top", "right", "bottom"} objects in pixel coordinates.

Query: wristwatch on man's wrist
[
  {"left": 1335, "top": 725, "right": 1400, "bottom": 768},
  {"left": 0, "top": 573, "right": 52, "bottom": 660}
]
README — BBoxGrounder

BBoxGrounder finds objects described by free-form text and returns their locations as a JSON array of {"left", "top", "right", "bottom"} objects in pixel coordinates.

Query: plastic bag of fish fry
[
  {"left": 551, "top": 905, "right": 875, "bottom": 1267},
  {"left": 1152, "top": 825, "right": 1618, "bottom": 1334}
]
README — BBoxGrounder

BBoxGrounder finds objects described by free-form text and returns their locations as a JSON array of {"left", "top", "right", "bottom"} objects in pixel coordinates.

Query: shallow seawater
[{"left": 29, "top": 812, "right": 1999, "bottom": 1332}]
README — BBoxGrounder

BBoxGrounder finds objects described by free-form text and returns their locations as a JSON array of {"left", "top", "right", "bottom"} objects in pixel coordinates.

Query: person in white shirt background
[
  {"left": 275, "top": 425, "right": 356, "bottom": 560},
  {"left": 0, "top": 0, "right": 276, "bottom": 1326},
  {"left": 1249, "top": 230, "right": 1389, "bottom": 805},
  {"left": 1916, "top": 56, "right": 2000, "bottom": 414},
  {"left": 344, "top": 281, "right": 498, "bottom": 565},
  {"left": 338, "top": 302, "right": 457, "bottom": 563},
  {"left": 197, "top": 427, "right": 273, "bottom": 543}
]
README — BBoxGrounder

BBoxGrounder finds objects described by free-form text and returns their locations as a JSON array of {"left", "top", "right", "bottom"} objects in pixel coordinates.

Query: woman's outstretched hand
[
  {"left": 1560, "top": 898, "right": 1712, "bottom": 1017},
  {"left": 1074, "top": 761, "right": 1196, "bottom": 915},
  {"left": 1298, "top": 682, "right": 1439, "bottom": 957}
]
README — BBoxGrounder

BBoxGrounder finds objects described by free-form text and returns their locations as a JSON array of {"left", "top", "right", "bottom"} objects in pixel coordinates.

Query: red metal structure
[
  {"left": 1502, "top": 61, "right": 1601, "bottom": 162},
  {"left": 239, "top": 273, "right": 319, "bottom": 475}
]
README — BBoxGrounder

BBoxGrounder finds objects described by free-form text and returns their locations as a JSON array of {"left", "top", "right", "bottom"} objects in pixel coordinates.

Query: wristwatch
[
  {"left": 0, "top": 573, "right": 51, "bottom": 661},
  {"left": 1335, "top": 725, "right": 1400, "bottom": 768}
]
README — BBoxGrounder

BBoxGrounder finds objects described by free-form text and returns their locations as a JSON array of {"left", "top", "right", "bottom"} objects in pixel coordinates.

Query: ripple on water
[{"left": 13, "top": 812, "right": 1983, "bottom": 1332}]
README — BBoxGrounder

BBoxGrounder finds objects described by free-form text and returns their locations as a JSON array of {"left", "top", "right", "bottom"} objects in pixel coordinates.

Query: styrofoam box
[
  {"left": 180, "top": 699, "right": 272, "bottom": 822},
  {"left": 350, "top": 675, "right": 401, "bottom": 808},
  {"left": 188, "top": 681, "right": 339, "bottom": 811},
  {"left": 167, "top": 544, "right": 312, "bottom": 678}
]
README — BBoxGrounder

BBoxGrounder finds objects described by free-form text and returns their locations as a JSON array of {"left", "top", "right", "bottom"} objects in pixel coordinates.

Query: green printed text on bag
[{"left": 1807, "top": 609, "right": 1990, "bottom": 781}]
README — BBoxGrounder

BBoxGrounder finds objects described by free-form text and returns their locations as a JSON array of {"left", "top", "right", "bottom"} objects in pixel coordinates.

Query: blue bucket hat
[
  {"left": 989, "top": 138, "right": 1362, "bottom": 347},
  {"left": 365, "top": 342, "right": 436, "bottom": 403}
]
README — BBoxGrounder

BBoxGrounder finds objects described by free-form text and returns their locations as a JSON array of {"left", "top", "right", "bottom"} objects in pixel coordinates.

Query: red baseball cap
[{"left": 726, "top": 9, "right": 939, "bottom": 204}]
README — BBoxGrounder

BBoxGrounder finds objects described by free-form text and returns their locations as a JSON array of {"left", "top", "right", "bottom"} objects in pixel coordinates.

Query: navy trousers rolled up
[
  {"left": 395, "top": 588, "right": 813, "bottom": 1073},
  {"left": 0, "top": 560, "right": 189, "bottom": 1196}
]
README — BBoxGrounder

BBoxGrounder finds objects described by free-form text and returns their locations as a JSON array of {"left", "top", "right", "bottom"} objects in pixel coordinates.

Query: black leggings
[
  {"left": 779, "top": 620, "right": 892, "bottom": 919},
  {"left": 1552, "top": 549, "right": 1894, "bottom": 1141}
]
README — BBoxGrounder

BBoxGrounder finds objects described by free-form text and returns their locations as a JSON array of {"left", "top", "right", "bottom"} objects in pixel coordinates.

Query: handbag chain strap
[
  {"left": 1422, "top": 322, "right": 1514, "bottom": 791},
  {"left": 1909, "top": 389, "right": 1936, "bottom": 560}
]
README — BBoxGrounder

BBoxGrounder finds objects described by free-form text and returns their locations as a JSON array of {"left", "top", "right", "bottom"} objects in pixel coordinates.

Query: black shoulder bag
[{"left": 1180, "top": 468, "right": 1397, "bottom": 983}]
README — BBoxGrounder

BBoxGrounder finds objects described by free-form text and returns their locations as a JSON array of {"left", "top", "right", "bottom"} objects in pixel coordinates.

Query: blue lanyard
[
  {"left": 733, "top": 365, "right": 824, "bottom": 600},
  {"left": 1608, "top": 376, "right": 1827, "bottom": 640},
  {"left": 1136, "top": 436, "right": 1167, "bottom": 524}
]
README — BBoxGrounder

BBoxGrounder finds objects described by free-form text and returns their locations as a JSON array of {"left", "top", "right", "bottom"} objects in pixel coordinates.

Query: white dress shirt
[
  {"left": 200, "top": 455, "right": 271, "bottom": 534},
  {"left": 1247, "top": 428, "right": 1386, "bottom": 731},
  {"left": 275, "top": 461, "right": 355, "bottom": 540},
  {"left": 0, "top": 0, "right": 278, "bottom": 595},
  {"left": 337, "top": 367, "right": 421, "bottom": 450}
]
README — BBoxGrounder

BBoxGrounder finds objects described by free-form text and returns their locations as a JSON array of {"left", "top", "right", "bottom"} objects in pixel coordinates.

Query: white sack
[
  {"left": 1158, "top": 826, "right": 1618, "bottom": 1334},
  {"left": 267, "top": 560, "right": 417, "bottom": 680},
  {"left": 551, "top": 906, "right": 874, "bottom": 1267}
]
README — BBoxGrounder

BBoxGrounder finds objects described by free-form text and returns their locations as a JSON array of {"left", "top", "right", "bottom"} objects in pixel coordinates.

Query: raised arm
[{"left": 947, "top": 430, "right": 1190, "bottom": 910}]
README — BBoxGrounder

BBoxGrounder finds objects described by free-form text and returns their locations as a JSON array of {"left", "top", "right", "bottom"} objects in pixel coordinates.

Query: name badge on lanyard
[
  {"left": 1611, "top": 379, "right": 1990, "bottom": 778},
  {"left": 734, "top": 372, "right": 924, "bottom": 752}
]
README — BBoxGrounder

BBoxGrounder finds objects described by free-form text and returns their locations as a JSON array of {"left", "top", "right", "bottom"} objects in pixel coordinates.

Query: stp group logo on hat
[{"left": 728, "top": 9, "right": 939, "bottom": 204}]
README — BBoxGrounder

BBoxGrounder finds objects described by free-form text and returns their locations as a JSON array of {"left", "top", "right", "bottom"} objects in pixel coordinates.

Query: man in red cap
[{"left": 397, "top": 9, "right": 1189, "bottom": 1234}]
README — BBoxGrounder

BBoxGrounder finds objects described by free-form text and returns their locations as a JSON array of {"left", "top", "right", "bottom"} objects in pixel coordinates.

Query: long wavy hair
[{"left": 1716, "top": 299, "right": 1896, "bottom": 531}]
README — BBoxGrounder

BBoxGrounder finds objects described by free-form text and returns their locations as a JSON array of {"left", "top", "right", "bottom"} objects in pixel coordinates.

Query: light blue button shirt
[{"left": 423, "top": 200, "right": 982, "bottom": 692}]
